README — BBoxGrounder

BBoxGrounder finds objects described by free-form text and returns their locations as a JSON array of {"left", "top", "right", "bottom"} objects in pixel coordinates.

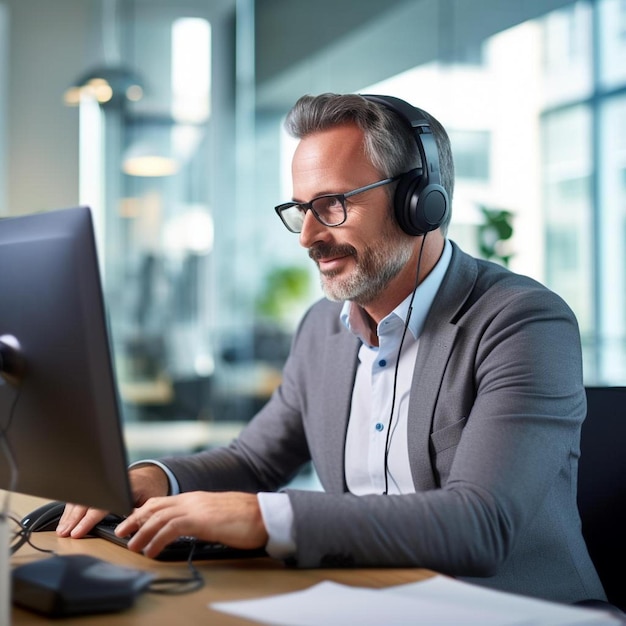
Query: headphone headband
[{"left": 361, "top": 94, "right": 449, "bottom": 236}]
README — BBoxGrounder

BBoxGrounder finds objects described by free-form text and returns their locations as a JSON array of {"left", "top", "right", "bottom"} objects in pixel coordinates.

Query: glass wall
[{"left": 541, "top": 0, "right": 626, "bottom": 383}]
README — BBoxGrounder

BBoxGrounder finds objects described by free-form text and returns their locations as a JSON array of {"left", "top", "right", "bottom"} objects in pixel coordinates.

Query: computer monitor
[{"left": 0, "top": 206, "right": 133, "bottom": 515}]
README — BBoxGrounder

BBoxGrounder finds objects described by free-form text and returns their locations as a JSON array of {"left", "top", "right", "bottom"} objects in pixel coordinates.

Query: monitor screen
[{"left": 0, "top": 206, "right": 133, "bottom": 515}]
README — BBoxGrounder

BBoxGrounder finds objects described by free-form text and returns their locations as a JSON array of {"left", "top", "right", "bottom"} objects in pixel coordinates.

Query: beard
[{"left": 308, "top": 217, "right": 414, "bottom": 306}]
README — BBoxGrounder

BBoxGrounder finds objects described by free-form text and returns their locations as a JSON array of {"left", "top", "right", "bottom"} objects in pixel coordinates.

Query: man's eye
[{"left": 314, "top": 196, "right": 341, "bottom": 211}]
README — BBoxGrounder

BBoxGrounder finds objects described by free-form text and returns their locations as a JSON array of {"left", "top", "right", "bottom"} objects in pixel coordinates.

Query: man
[{"left": 59, "top": 93, "right": 606, "bottom": 605}]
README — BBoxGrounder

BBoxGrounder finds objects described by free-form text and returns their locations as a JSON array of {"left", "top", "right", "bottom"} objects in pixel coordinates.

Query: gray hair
[{"left": 285, "top": 93, "right": 454, "bottom": 232}]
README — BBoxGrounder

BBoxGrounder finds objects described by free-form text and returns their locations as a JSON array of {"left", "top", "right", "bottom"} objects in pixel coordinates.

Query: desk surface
[{"left": 8, "top": 492, "right": 435, "bottom": 625}]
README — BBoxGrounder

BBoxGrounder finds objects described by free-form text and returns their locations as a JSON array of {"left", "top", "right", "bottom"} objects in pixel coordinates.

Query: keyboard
[{"left": 92, "top": 515, "right": 267, "bottom": 562}]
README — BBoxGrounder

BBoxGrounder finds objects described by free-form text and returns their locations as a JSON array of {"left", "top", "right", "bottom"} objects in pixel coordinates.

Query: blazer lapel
[
  {"left": 408, "top": 243, "right": 477, "bottom": 491},
  {"left": 318, "top": 325, "right": 359, "bottom": 493}
]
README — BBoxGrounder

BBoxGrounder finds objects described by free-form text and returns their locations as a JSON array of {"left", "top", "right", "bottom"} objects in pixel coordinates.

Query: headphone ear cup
[
  {"left": 394, "top": 170, "right": 422, "bottom": 236},
  {"left": 417, "top": 182, "right": 449, "bottom": 234},
  {"left": 394, "top": 170, "right": 449, "bottom": 236}
]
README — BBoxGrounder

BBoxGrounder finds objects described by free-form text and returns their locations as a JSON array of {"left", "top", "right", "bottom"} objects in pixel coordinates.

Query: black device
[
  {"left": 0, "top": 206, "right": 133, "bottom": 515},
  {"left": 11, "top": 555, "right": 154, "bottom": 618},
  {"left": 361, "top": 94, "right": 449, "bottom": 236}
]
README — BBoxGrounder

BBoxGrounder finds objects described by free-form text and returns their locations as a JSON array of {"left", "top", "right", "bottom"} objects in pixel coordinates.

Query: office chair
[{"left": 577, "top": 386, "right": 626, "bottom": 612}]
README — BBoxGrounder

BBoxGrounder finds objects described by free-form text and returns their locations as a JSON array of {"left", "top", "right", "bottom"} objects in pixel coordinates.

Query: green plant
[
  {"left": 255, "top": 265, "right": 311, "bottom": 321},
  {"left": 477, "top": 205, "right": 514, "bottom": 267}
]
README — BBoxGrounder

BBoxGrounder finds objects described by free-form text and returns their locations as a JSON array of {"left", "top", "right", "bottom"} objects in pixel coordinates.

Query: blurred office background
[{"left": 0, "top": 0, "right": 624, "bottom": 460}]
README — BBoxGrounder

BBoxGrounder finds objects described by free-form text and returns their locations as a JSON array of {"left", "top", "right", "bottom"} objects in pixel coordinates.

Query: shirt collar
[{"left": 340, "top": 239, "right": 452, "bottom": 346}]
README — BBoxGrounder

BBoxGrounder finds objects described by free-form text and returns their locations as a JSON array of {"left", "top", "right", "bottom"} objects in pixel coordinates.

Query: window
[{"left": 449, "top": 130, "right": 491, "bottom": 181}]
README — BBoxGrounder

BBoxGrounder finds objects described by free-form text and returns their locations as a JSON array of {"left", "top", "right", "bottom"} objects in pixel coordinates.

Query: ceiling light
[{"left": 64, "top": 66, "right": 144, "bottom": 107}]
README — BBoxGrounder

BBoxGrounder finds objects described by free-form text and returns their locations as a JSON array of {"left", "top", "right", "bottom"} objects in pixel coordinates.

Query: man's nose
[{"left": 299, "top": 209, "right": 328, "bottom": 248}]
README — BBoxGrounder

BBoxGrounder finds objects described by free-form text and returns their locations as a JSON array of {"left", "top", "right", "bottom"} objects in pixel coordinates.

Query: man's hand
[
  {"left": 56, "top": 464, "right": 170, "bottom": 538},
  {"left": 114, "top": 491, "right": 269, "bottom": 559},
  {"left": 56, "top": 503, "right": 108, "bottom": 538}
]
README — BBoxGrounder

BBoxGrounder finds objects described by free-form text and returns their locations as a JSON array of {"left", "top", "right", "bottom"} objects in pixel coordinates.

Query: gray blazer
[{"left": 164, "top": 242, "right": 606, "bottom": 604}]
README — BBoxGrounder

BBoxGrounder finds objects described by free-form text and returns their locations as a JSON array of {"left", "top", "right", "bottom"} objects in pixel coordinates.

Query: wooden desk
[{"left": 7, "top": 493, "right": 435, "bottom": 625}]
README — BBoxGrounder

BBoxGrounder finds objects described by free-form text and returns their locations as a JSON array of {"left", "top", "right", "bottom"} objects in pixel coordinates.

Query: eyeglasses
[{"left": 274, "top": 175, "right": 401, "bottom": 234}]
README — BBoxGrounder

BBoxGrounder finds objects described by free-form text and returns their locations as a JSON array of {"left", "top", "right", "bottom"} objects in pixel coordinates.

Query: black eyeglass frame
[{"left": 274, "top": 175, "right": 402, "bottom": 233}]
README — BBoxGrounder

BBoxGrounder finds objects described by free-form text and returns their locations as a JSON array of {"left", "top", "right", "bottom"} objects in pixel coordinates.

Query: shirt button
[
  {"left": 375, "top": 422, "right": 384, "bottom": 432},
  {"left": 378, "top": 359, "right": 387, "bottom": 367}
]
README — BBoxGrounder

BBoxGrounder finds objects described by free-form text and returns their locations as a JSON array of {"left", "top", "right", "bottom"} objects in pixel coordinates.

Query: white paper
[
  {"left": 384, "top": 576, "right": 622, "bottom": 626},
  {"left": 211, "top": 576, "right": 622, "bottom": 626},
  {"left": 211, "top": 580, "right": 531, "bottom": 626}
]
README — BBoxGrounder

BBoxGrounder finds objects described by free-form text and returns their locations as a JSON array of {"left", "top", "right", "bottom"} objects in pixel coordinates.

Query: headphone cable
[{"left": 383, "top": 232, "right": 428, "bottom": 495}]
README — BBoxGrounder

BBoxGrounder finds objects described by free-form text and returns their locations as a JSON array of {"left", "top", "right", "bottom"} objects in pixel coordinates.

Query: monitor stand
[{"left": 0, "top": 510, "right": 9, "bottom": 625}]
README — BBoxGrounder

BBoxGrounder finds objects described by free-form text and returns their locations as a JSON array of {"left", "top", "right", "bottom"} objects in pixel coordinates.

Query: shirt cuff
[
  {"left": 257, "top": 492, "right": 296, "bottom": 560},
  {"left": 129, "top": 459, "right": 181, "bottom": 495}
]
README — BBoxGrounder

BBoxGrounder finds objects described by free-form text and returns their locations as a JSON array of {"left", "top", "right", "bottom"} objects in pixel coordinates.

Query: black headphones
[{"left": 362, "top": 94, "right": 449, "bottom": 236}]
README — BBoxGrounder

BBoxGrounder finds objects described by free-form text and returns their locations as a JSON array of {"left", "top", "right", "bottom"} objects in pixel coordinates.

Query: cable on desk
[
  {"left": 147, "top": 541, "right": 205, "bottom": 595},
  {"left": 9, "top": 515, "right": 56, "bottom": 556},
  {"left": 0, "top": 382, "right": 56, "bottom": 558},
  {"left": 0, "top": 383, "right": 42, "bottom": 558}
]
